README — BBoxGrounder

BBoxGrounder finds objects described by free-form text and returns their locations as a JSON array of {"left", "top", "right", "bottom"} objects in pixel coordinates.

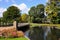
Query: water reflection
[{"left": 25, "top": 26, "right": 60, "bottom": 40}]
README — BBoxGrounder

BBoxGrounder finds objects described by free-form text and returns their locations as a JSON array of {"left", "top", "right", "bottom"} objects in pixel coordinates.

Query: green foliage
[
  {"left": 51, "top": 27, "right": 60, "bottom": 39},
  {"left": 21, "top": 13, "right": 28, "bottom": 23},
  {"left": 34, "top": 18, "right": 42, "bottom": 23},
  {"left": 29, "top": 4, "right": 45, "bottom": 23},
  {"left": 45, "top": 0, "right": 60, "bottom": 24},
  {"left": 29, "top": 6, "right": 36, "bottom": 17},
  {"left": 3, "top": 6, "right": 21, "bottom": 22}
]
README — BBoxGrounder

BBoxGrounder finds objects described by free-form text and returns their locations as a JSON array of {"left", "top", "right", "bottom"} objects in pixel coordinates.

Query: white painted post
[{"left": 13, "top": 21, "right": 17, "bottom": 29}]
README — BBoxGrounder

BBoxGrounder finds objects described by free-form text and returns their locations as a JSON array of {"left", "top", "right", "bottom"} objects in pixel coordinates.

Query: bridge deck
[{"left": 18, "top": 23, "right": 29, "bottom": 27}]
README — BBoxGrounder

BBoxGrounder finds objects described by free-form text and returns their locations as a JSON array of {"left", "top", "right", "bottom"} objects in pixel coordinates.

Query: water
[
  {"left": 25, "top": 30, "right": 30, "bottom": 37},
  {"left": 25, "top": 26, "right": 60, "bottom": 40},
  {"left": 43, "top": 27, "right": 51, "bottom": 40}
]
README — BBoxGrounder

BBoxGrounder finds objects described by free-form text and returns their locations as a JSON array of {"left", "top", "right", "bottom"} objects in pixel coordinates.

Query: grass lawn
[
  {"left": 0, "top": 37, "right": 28, "bottom": 40},
  {"left": 30, "top": 23, "right": 60, "bottom": 29}
]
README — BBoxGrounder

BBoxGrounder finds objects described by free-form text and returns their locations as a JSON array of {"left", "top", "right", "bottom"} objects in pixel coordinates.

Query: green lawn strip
[
  {"left": 30, "top": 23, "right": 60, "bottom": 28},
  {"left": 0, "top": 37, "right": 28, "bottom": 40}
]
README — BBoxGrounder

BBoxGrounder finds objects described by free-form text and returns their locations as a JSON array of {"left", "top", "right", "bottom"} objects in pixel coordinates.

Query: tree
[
  {"left": 29, "top": 4, "right": 45, "bottom": 23},
  {"left": 36, "top": 4, "right": 45, "bottom": 18},
  {"left": 28, "top": 6, "right": 36, "bottom": 22},
  {"left": 45, "top": 1, "right": 58, "bottom": 24},
  {"left": 3, "top": 6, "right": 21, "bottom": 22},
  {"left": 21, "top": 13, "right": 28, "bottom": 23},
  {"left": 35, "top": 4, "right": 45, "bottom": 23},
  {"left": 3, "top": 11, "right": 9, "bottom": 22}
]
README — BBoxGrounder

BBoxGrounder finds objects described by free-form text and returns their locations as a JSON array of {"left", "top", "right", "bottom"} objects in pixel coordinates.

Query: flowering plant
[{"left": 0, "top": 28, "right": 24, "bottom": 38}]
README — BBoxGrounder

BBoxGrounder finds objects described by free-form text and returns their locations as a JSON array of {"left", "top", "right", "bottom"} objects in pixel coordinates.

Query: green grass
[
  {"left": 0, "top": 37, "right": 28, "bottom": 40},
  {"left": 30, "top": 23, "right": 60, "bottom": 29}
]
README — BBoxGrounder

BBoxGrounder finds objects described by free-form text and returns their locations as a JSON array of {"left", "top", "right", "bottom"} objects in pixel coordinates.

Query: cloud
[
  {"left": 0, "top": 8, "right": 6, "bottom": 17},
  {"left": 0, "top": 3, "right": 29, "bottom": 17},
  {"left": 12, "top": 3, "right": 30, "bottom": 14}
]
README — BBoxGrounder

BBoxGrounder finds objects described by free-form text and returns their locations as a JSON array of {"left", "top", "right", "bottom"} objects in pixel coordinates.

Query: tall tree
[
  {"left": 28, "top": 6, "right": 36, "bottom": 22},
  {"left": 36, "top": 4, "right": 45, "bottom": 18},
  {"left": 35, "top": 4, "right": 45, "bottom": 23},
  {"left": 3, "top": 6, "right": 21, "bottom": 22},
  {"left": 45, "top": 0, "right": 58, "bottom": 24},
  {"left": 29, "top": 4, "right": 45, "bottom": 23}
]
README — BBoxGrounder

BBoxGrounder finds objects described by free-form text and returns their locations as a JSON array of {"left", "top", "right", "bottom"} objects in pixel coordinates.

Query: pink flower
[{"left": 12, "top": 31, "right": 17, "bottom": 37}]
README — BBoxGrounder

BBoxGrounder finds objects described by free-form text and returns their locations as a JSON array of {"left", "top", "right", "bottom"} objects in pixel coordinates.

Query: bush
[
  {"left": 0, "top": 28, "right": 24, "bottom": 38},
  {"left": 17, "top": 31, "right": 24, "bottom": 37},
  {"left": 11, "top": 31, "right": 17, "bottom": 38}
]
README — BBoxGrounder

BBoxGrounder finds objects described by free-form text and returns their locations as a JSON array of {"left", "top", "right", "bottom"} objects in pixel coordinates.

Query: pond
[{"left": 25, "top": 26, "right": 60, "bottom": 40}]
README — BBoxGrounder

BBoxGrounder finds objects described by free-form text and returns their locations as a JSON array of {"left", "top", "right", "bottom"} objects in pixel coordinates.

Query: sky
[{"left": 0, "top": 0, "right": 48, "bottom": 17}]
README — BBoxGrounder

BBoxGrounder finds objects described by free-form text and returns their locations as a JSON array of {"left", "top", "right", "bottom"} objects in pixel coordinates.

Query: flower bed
[{"left": 0, "top": 28, "right": 24, "bottom": 38}]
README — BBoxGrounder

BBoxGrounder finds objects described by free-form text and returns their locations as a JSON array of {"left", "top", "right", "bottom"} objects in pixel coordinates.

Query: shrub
[
  {"left": 0, "top": 28, "right": 24, "bottom": 38},
  {"left": 2, "top": 29, "right": 8, "bottom": 38},
  {"left": 11, "top": 31, "right": 17, "bottom": 38},
  {"left": 17, "top": 31, "right": 24, "bottom": 37},
  {"left": 0, "top": 31, "right": 3, "bottom": 38}
]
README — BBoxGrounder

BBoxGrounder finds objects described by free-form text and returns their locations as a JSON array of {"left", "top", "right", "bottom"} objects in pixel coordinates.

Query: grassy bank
[
  {"left": 0, "top": 37, "right": 28, "bottom": 40},
  {"left": 30, "top": 23, "right": 60, "bottom": 28}
]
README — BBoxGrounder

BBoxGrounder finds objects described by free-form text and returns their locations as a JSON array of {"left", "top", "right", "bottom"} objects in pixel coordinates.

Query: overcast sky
[{"left": 0, "top": 0, "right": 48, "bottom": 17}]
